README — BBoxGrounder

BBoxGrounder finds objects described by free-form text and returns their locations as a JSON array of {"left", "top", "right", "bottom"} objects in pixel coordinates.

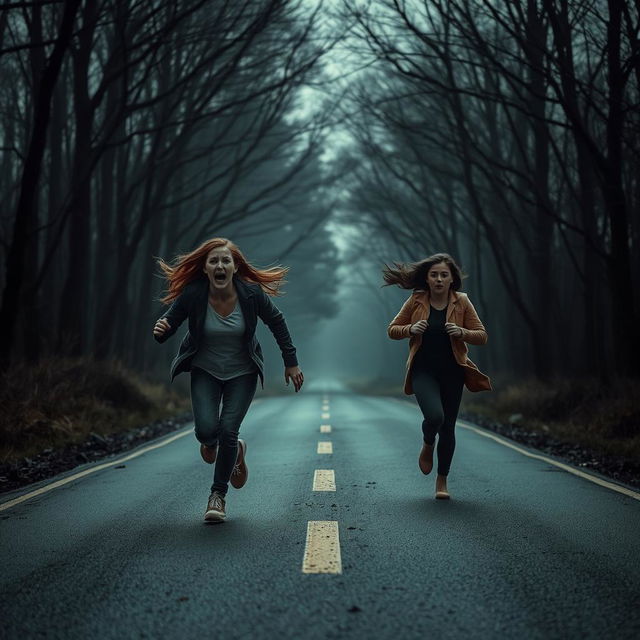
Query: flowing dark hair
[{"left": 382, "top": 253, "right": 465, "bottom": 291}]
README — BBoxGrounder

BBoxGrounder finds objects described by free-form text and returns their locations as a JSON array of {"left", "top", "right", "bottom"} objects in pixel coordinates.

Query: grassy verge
[
  {"left": 346, "top": 376, "right": 640, "bottom": 461},
  {"left": 0, "top": 358, "right": 190, "bottom": 464},
  {"left": 463, "top": 377, "right": 640, "bottom": 460}
]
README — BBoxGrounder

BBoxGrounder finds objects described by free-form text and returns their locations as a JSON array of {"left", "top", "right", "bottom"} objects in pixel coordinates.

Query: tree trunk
[
  {"left": 0, "top": 0, "right": 82, "bottom": 363},
  {"left": 58, "top": 2, "right": 98, "bottom": 356},
  {"left": 525, "top": 0, "right": 554, "bottom": 379},
  {"left": 604, "top": 0, "right": 638, "bottom": 376},
  {"left": 22, "top": 4, "right": 46, "bottom": 363}
]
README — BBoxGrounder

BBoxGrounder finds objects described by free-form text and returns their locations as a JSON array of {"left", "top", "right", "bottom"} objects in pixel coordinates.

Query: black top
[{"left": 413, "top": 305, "right": 458, "bottom": 373}]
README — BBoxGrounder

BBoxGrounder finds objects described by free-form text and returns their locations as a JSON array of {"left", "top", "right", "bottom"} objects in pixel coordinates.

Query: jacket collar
[
  {"left": 233, "top": 275, "right": 255, "bottom": 299},
  {"left": 193, "top": 275, "right": 255, "bottom": 337},
  {"left": 413, "top": 288, "right": 460, "bottom": 309},
  {"left": 414, "top": 288, "right": 460, "bottom": 322}
]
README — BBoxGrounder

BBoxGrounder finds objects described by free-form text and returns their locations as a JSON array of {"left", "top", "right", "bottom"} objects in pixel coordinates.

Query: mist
[{"left": 0, "top": 0, "right": 638, "bottom": 386}]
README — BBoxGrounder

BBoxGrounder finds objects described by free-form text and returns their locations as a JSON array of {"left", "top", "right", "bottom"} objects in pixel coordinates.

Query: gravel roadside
[
  {"left": 0, "top": 411, "right": 193, "bottom": 495},
  {"left": 2, "top": 407, "right": 638, "bottom": 495},
  {"left": 461, "top": 411, "right": 640, "bottom": 491}
]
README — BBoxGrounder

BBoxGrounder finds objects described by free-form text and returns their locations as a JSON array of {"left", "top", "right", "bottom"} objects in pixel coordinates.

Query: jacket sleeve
[
  {"left": 461, "top": 297, "right": 488, "bottom": 345},
  {"left": 388, "top": 295, "right": 414, "bottom": 340},
  {"left": 257, "top": 289, "right": 298, "bottom": 367},
  {"left": 153, "top": 286, "right": 193, "bottom": 344}
]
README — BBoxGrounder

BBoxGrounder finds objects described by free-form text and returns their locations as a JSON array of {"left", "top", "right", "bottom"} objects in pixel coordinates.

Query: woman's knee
[
  {"left": 194, "top": 417, "right": 221, "bottom": 445},
  {"left": 422, "top": 410, "right": 444, "bottom": 430}
]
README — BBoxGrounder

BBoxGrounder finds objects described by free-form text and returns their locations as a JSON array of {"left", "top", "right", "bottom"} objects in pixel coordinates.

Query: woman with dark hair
[
  {"left": 153, "top": 238, "right": 304, "bottom": 523},
  {"left": 384, "top": 253, "right": 491, "bottom": 500}
]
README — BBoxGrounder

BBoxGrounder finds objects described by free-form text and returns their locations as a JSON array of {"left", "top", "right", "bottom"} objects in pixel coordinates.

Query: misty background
[{"left": 1, "top": 0, "right": 639, "bottom": 395}]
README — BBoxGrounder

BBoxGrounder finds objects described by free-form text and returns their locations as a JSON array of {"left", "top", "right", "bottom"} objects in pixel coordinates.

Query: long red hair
[{"left": 156, "top": 238, "right": 288, "bottom": 303}]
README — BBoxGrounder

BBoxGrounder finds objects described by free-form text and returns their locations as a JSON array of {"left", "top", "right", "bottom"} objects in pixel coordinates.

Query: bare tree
[
  {"left": 338, "top": 0, "right": 639, "bottom": 380},
  {"left": 0, "top": 0, "right": 340, "bottom": 367}
]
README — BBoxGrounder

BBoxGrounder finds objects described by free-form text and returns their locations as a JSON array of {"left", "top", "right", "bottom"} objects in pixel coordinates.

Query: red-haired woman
[
  {"left": 153, "top": 238, "right": 304, "bottom": 522},
  {"left": 384, "top": 253, "right": 491, "bottom": 500}
]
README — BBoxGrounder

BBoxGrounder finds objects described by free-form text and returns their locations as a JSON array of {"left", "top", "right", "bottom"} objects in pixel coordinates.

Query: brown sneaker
[
  {"left": 200, "top": 443, "right": 218, "bottom": 464},
  {"left": 204, "top": 491, "right": 226, "bottom": 522},
  {"left": 230, "top": 439, "right": 248, "bottom": 489},
  {"left": 419, "top": 441, "right": 434, "bottom": 475}
]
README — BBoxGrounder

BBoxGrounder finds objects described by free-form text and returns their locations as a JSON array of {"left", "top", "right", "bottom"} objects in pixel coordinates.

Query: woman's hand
[
  {"left": 410, "top": 320, "right": 428, "bottom": 336},
  {"left": 445, "top": 322, "right": 463, "bottom": 338},
  {"left": 153, "top": 317, "right": 171, "bottom": 338},
  {"left": 285, "top": 366, "right": 304, "bottom": 392}
]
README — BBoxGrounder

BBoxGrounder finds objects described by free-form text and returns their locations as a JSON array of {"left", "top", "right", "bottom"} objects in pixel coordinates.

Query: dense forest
[
  {"left": 1, "top": 0, "right": 638, "bottom": 385},
  {"left": 0, "top": 0, "right": 340, "bottom": 377},
  {"left": 334, "top": 0, "right": 640, "bottom": 381}
]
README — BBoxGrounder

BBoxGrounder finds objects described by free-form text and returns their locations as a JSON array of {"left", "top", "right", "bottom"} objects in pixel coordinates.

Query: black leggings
[{"left": 411, "top": 366, "right": 464, "bottom": 476}]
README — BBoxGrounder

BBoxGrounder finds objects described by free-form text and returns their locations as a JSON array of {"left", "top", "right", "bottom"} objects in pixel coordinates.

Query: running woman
[
  {"left": 385, "top": 253, "right": 491, "bottom": 500},
  {"left": 153, "top": 238, "right": 303, "bottom": 522}
]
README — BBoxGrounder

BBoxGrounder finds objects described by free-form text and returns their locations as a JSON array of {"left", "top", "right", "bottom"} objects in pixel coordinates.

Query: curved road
[{"left": 1, "top": 388, "right": 639, "bottom": 639}]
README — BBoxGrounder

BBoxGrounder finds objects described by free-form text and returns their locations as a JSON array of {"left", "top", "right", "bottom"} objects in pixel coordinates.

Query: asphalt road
[{"left": 1, "top": 387, "right": 639, "bottom": 639}]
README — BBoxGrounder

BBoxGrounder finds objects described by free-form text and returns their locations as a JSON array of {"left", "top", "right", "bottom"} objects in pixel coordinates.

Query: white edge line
[
  {"left": 457, "top": 419, "right": 640, "bottom": 501},
  {"left": 0, "top": 400, "right": 269, "bottom": 512},
  {"left": 0, "top": 426, "right": 194, "bottom": 512},
  {"left": 389, "top": 396, "right": 640, "bottom": 501}
]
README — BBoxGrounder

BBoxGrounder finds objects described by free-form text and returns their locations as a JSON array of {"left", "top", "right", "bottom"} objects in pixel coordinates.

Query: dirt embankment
[{"left": 0, "top": 358, "right": 191, "bottom": 494}]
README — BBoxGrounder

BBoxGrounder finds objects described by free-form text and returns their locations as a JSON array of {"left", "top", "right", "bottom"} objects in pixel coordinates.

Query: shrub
[{"left": 0, "top": 357, "right": 188, "bottom": 461}]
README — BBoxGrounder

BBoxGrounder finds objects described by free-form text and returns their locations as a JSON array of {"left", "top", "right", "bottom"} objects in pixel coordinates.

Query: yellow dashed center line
[
  {"left": 302, "top": 521, "right": 342, "bottom": 574},
  {"left": 313, "top": 470, "right": 336, "bottom": 491},
  {"left": 317, "top": 441, "right": 333, "bottom": 454},
  {"left": 303, "top": 396, "right": 341, "bottom": 575}
]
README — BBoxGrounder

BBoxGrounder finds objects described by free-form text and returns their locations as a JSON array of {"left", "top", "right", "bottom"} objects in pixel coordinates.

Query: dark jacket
[{"left": 154, "top": 276, "right": 298, "bottom": 386}]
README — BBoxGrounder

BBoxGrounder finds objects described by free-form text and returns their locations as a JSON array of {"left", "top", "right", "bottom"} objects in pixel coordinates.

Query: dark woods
[
  {"left": 337, "top": 0, "right": 640, "bottom": 381},
  {"left": 1, "top": 0, "right": 639, "bottom": 385},
  {"left": 0, "top": 0, "right": 338, "bottom": 371}
]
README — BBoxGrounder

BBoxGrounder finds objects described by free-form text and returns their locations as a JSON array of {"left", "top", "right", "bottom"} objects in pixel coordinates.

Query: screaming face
[{"left": 203, "top": 246, "right": 237, "bottom": 290}]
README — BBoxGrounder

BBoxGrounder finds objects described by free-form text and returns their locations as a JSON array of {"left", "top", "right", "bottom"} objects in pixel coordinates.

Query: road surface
[{"left": 2, "top": 388, "right": 639, "bottom": 639}]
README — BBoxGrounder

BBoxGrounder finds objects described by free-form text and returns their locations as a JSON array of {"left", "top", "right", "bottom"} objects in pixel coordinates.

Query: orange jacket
[{"left": 388, "top": 289, "right": 492, "bottom": 394}]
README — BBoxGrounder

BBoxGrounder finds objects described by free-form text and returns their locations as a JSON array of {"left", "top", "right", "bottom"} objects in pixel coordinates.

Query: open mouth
[{"left": 214, "top": 272, "right": 227, "bottom": 283}]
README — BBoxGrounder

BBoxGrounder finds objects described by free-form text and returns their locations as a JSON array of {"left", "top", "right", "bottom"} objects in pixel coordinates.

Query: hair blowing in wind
[
  {"left": 382, "top": 253, "right": 464, "bottom": 291},
  {"left": 156, "top": 238, "right": 288, "bottom": 303}
]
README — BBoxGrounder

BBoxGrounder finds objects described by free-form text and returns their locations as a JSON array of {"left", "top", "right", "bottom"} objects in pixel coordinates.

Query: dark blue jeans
[
  {"left": 411, "top": 365, "right": 464, "bottom": 476},
  {"left": 190, "top": 367, "right": 258, "bottom": 495}
]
